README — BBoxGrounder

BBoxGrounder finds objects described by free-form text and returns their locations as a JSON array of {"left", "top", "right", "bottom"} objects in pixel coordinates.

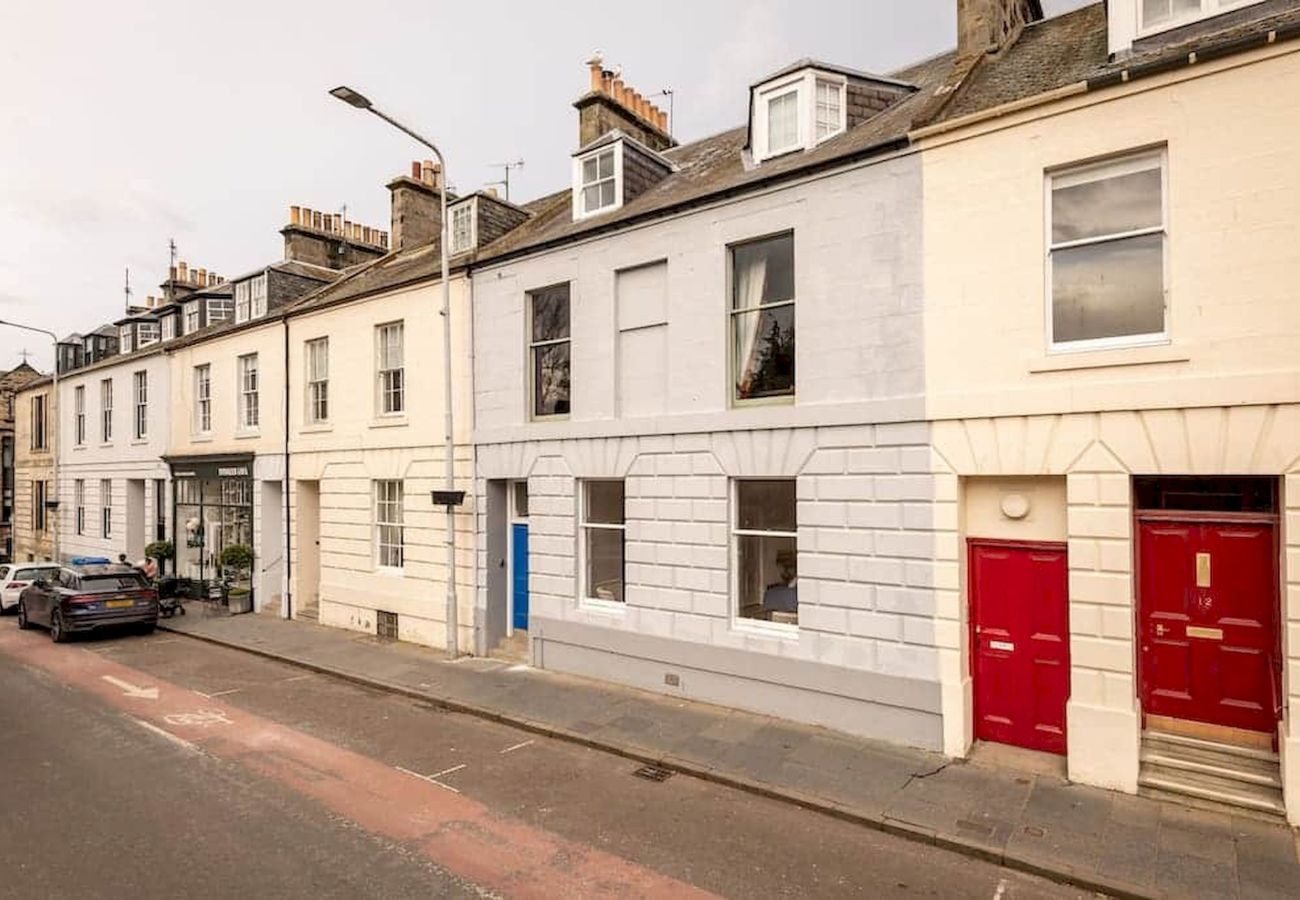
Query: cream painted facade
[
  {"left": 12, "top": 381, "right": 56, "bottom": 562},
  {"left": 57, "top": 349, "right": 171, "bottom": 566},
  {"left": 167, "top": 319, "right": 288, "bottom": 610},
  {"left": 917, "top": 44, "right": 1300, "bottom": 819},
  {"left": 286, "top": 275, "right": 476, "bottom": 649}
]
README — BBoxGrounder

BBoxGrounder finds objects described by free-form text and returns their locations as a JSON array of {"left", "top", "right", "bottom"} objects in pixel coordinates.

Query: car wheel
[
  {"left": 16, "top": 603, "right": 30, "bottom": 630},
  {"left": 50, "top": 610, "right": 68, "bottom": 643}
]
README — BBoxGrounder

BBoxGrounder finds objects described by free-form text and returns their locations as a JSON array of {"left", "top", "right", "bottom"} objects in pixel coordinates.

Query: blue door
[{"left": 511, "top": 523, "right": 530, "bottom": 630}]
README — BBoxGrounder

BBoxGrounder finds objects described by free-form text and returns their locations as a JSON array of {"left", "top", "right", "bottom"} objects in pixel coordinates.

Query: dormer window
[
  {"left": 450, "top": 199, "right": 476, "bottom": 255},
  {"left": 766, "top": 90, "right": 800, "bottom": 155},
  {"left": 184, "top": 302, "right": 200, "bottom": 334},
  {"left": 137, "top": 321, "right": 159, "bottom": 347},
  {"left": 234, "top": 274, "right": 266, "bottom": 323},
  {"left": 1140, "top": 0, "right": 1263, "bottom": 32},
  {"left": 119, "top": 326, "right": 134, "bottom": 354},
  {"left": 814, "top": 80, "right": 844, "bottom": 141},
  {"left": 161, "top": 315, "right": 176, "bottom": 342},
  {"left": 575, "top": 145, "right": 619, "bottom": 218}
]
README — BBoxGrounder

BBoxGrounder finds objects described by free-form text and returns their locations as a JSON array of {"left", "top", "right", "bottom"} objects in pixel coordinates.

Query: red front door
[
  {"left": 970, "top": 540, "right": 1070, "bottom": 755},
  {"left": 1139, "top": 517, "right": 1280, "bottom": 735}
]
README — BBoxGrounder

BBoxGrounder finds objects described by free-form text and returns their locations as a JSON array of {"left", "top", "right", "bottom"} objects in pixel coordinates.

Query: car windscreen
[
  {"left": 78, "top": 574, "right": 150, "bottom": 593},
  {"left": 14, "top": 567, "right": 60, "bottom": 582}
]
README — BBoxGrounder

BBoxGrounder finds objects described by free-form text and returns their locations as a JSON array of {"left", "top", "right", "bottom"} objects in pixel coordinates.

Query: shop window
[
  {"left": 733, "top": 479, "right": 798, "bottom": 626},
  {"left": 580, "top": 481, "right": 625, "bottom": 603}
]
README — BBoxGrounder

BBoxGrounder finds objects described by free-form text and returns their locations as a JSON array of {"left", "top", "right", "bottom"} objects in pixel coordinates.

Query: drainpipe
[{"left": 282, "top": 316, "right": 292, "bottom": 620}]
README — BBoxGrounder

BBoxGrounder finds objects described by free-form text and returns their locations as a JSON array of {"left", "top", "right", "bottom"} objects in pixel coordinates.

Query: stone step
[
  {"left": 1140, "top": 743, "right": 1281, "bottom": 789},
  {"left": 1138, "top": 763, "right": 1285, "bottom": 817},
  {"left": 295, "top": 606, "right": 319, "bottom": 622},
  {"left": 1144, "top": 729, "right": 1278, "bottom": 764}
]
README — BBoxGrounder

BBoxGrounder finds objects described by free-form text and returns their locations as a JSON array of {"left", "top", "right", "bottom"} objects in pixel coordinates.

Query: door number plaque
[
  {"left": 989, "top": 640, "right": 1015, "bottom": 652},
  {"left": 1195, "top": 552, "right": 1212, "bottom": 588}
]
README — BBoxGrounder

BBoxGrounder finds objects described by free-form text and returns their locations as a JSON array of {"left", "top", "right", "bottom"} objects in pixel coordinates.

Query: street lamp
[
  {"left": 329, "top": 86, "right": 461, "bottom": 658},
  {"left": 0, "top": 318, "right": 61, "bottom": 562}
]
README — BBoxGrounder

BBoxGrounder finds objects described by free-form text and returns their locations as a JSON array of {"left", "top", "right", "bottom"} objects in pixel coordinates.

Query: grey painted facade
[{"left": 471, "top": 151, "right": 943, "bottom": 748}]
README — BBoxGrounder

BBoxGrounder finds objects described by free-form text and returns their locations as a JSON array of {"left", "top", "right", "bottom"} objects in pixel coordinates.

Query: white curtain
[{"left": 733, "top": 254, "right": 768, "bottom": 396}]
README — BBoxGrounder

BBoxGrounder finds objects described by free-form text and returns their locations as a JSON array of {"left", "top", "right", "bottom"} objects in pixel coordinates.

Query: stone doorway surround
[{"left": 930, "top": 404, "right": 1300, "bottom": 825}]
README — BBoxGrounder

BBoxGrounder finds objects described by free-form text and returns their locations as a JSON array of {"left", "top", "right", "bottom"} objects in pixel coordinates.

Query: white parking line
[
  {"left": 500, "top": 740, "right": 534, "bottom": 755},
  {"left": 282, "top": 674, "right": 314, "bottom": 683},
  {"left": 192, "top": 688, "right": 242, "bottom": 699}
]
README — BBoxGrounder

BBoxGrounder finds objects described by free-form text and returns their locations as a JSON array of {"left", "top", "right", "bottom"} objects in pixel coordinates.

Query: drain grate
[
  {"left": 632, "top": 764, "right": 674, "bottom": 782},
  {"left": 376, "top": 610, "right": 399, "bottom": 640}
]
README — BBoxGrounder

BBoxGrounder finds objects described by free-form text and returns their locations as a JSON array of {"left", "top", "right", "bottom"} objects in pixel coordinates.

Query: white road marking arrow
[{"left": 101, "top": 674, "right": 159, "bottom": 700}]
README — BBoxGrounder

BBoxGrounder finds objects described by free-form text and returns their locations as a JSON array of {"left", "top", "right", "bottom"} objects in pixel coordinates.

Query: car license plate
[{"left": 106, "top": 599, "right": 134, "bottom": 609}]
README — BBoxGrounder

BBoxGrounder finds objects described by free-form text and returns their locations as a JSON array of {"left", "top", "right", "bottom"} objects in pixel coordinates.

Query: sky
[{"left": 0, "top": 0, "right": 1092, "bottom": 372}]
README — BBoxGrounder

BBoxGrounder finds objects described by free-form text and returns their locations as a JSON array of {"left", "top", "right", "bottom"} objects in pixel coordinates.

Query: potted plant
[
  {"left": 145, "top": 539, "right": 174, "bottom": 577},
  {"left": 218, "top": 544, "right": 255, "bottom": 613}
]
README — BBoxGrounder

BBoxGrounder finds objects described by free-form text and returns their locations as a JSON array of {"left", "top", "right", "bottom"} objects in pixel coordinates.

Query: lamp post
[
  {"left": 0, "top": 319, "right": 60, "bottom": 562},
  {"left": 329, "top": 86, "right": 461, "bottom": 657}
]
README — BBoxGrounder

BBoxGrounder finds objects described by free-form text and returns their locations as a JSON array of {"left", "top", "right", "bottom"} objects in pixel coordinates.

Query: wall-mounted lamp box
[{"left": 431, "top": 490, "right": 466, "bottom": 507}]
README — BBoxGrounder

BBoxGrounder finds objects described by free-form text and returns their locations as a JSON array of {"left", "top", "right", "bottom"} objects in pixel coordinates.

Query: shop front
[{"left": 165, "top": 454, "right": 255, "bottom": 606}]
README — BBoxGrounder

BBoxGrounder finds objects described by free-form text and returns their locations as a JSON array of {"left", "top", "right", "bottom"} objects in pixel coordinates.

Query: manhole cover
[{"left": 632, "top": 765, "right": 674, "bottom": 782}]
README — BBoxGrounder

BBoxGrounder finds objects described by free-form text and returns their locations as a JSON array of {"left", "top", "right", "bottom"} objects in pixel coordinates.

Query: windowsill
[
  {"left": 300, "top": 423, "right": 333, "bottom": 434},
  {"left": 191, "top": 434, "right": 213, "bottom": 443},
  {"left": 732, "top": 617, "right": 799, "bottom": 641},
  {"left": 375, "top": 566, "right": 405, "bottom": 577},
  {"left": 234, "top": 430, "right": 261, "bottom": 440},
  {"left": 131, "top": 438, "right": 148, "bottom": 446},
  {"left": 73, "top": 445, "right": 86, "bottom": 452},
  {"left": 530, "top": 413, "right": 571, "bottom": 424},
  {"left": 369, "top": 417, "right": 408, "bottom": 430},
  {"left": 579, "top": 597, "right": 626, "bottom": 616},
  {"left": 732, "top": 394, "right": 796, "bottom": 410},
  {"left": 1028, "top": 342, "right": 1189, "bottom": 374},
  {"left": 98, "top": 443, "right": 113, "bottom": 449}
]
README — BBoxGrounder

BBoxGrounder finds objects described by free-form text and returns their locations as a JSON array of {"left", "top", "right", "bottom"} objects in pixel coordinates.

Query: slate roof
[{"left": 285, "top": 0, "right": 1300, "bottom": 310}]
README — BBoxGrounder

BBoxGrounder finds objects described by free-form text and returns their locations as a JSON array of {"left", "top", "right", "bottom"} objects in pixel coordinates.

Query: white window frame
[
  {"left": 208, "top": 298, "right": 233, "bottom": 323},
  {"left": 449, "top": 199, "right": 476, "bottom": 255},
  {"left": 765, "top": 87, "right": 801, "bottom": 156},
  {"left": 250, "top": 274, "right": 267, "bottom": 319},
  {"left": 74, "top": 479, "right": 85, "bottom": 535},
  {"left": 184, "top": 303, "right": 200, "bottom": 333},
  {"left": 814, "top": 78, "right": 846, "bottom": 143},
  {"left": 305, "top": 337, "right": 329, "bottom": 424},
  {"left": 578, "top": 480, "right": 626, "bottom": 607},
  {"left": 730, "top": 478, "right": 799, "bottom": 636},
  {"left": 161, "top": 315, "right": 176, "bottom": 342},
  {"left": 133, "top": 370, "right": 148, "bottom": 440},
  {"left": 101, "top": 478, "right": 112, "bottom": 539},
  {"left": 375, "top": 321, "right": 405, "bottom": 416},
  {"left": 237, "top": 353, "right": 259, "bottom": 430},
  {"left": 1138, "top": 0, "right": 1265, "bottom": 36},
  {"left": 100, "top": 379, "right": 113, "bottom": 443},
  {"left": 119, "top": 326, "right": 134, "bottom": 354},
  {"left": 753, "top": 69, "right": 848, "bottom": 162},
  {"left": 234, "top": 280, "right": 251, "bottom": 323},
  {"left": 1046, "top": 149, "right": 1169, "bottom": 353},
  {"left": 194, "top": 364, "right": 212, "bottom": 434},
  {"left": 572, "top": 144, "right": 622, "bottom": 220},
  {"left": 74, "top": 385, "right": 85, "bottom": 446},
  {"left": 374, "top": 479, "right": 404, "bottom": 571},
  {"left": 729, "top": 231, "right": 797, "bottom": 405},
  {"left": 137, "top": 321, "right": 159, "bottom": 347}
]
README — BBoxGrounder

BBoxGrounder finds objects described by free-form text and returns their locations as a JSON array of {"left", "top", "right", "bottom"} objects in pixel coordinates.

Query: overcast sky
[{"left": 0, "top": 0, "right": 1091, "bottom": 371}]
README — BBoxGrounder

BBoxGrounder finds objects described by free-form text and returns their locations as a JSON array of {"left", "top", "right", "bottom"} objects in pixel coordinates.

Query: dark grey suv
[{"left": 18, "top": 565, "right": 159, "bottom": 642}]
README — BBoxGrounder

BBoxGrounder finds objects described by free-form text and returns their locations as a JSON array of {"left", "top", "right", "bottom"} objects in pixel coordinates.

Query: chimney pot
[
  {"left": 290, "top": 205, "right": 301, "bottom": 225},
  {"left": 589, "top": 61, "right": 604, "bottom": 93},
  {"left": 411, "top": 160, "right": 422, "bottom": 179},
  {"left": 198, "top": 267, "right": 207, "bottom": 286},
  {"left": 177, "top": 261, "right": 189, "bottom": 281}
]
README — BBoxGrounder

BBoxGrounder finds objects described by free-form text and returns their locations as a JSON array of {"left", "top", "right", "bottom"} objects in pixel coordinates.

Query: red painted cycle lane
[{"left": 0, "top": 630, "right": 714, "bottom": 899}]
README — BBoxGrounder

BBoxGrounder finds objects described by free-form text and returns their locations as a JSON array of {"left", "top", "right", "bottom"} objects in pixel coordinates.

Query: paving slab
[{"left": 161, "top": 609, "right": 1300, "bottom": 899}]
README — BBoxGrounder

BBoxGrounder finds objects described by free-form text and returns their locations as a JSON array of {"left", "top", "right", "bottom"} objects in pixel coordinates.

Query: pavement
[{"left": 162, "top": 605, "right": 1300, "bottom": 899}]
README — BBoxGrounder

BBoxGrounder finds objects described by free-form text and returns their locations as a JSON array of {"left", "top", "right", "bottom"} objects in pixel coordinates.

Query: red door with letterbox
[
  {"left": 1138, "top": 515, "right": 1280, "bottom": 736},
  {"left": 969, "top": 540, "right": 1070, "bottom": 755}
]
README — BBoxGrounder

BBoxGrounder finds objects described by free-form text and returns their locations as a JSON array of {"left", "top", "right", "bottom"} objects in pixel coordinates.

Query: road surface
[{"left": 0, "top": 622, "right": 1091, "bottom": 898}]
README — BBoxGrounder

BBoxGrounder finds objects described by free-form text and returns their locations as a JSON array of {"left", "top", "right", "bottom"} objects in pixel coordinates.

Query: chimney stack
[
  {"left": 281, "top": 203, "right": 389, "bottom": 269},
  {"left": 575, "top": 54, "right": 675, "bottom": 152},
  {"left": 387, "top": 159, "right": 445, "bottom": 251},
  {"left": 956, "top": 0, "right": 1042, "bottom": 59}
]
